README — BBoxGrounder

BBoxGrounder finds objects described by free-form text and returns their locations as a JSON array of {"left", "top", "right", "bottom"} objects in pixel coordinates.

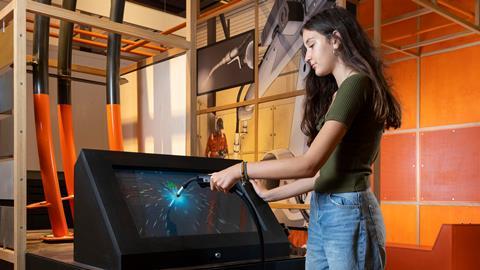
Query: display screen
[{"left": 114, "top": 168, "right": 256, "bottom": 238}]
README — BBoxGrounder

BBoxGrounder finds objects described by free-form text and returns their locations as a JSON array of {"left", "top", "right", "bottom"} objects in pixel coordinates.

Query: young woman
[{"left": 210, "top": 6, "right": 401, "bottom": 270}]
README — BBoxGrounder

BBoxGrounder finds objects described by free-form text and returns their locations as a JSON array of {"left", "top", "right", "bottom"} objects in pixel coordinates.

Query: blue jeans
[{"left": 305, "top": 190, "right": 386, "bottom": 270}]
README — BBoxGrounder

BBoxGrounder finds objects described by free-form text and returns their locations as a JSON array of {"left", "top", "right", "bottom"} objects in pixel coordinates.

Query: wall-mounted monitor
[{"left": 197, "top": 30, "right": 255, "bottom": 96}]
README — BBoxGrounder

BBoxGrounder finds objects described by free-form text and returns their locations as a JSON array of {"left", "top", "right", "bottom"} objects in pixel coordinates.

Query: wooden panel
[
  {"left": 420, "top": 205, "right": 480, "bottom": 246},
  {"left": 420, "top": 127, "right": 480, "bottom": 201},
  {"left": 385, "top": 59, "right": 417, "bottom": 130},
  {"left": 420, "top": 45, "right": 480, "bottom": 127},
  {"left": 273, "top": 102, "right": 294, "bottom": 149},
  {"left": 0, "top": 23, "right": 13, "bottom": 71},
  {"left": 258, "top": 106, "right": 273, "bottom": 152},
  {"left": 240, "top": 115, "right": 256, "bottom": 154},
  {"left": 380, "top": 133, "right": 416, "bottom": 201},
  {"left": 381, "top": 204, "right": 417, "bottom": 245}
]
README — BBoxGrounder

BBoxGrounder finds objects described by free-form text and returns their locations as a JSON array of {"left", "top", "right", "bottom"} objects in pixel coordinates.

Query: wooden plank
[
  {"left": 185, "top": 0, "right": 197, "bottom": 156},
  {"left": 412, "top": 0, "right": 480, "bottom": 34},
  {"left": 120, "top": 48, "right": 185, "bottom": 75},
  {"left": 198, "top": 0, "right": 253, "bottom": 24},
  {"left": 0, "top": 0, "right": 14, "bottom": 21},
  {"left": 382, "top": 42, "right": 419, "bottom": 58},
  {"left": 14, "top": 0, "right": 27, "bottom": 269},
  {"left": 197, "top": 90, "right": 306, "bottom": 115},
  {"left": 26, "top": 55, "right": 106, "bottom": 77},
  {"left": 26, "top": 0, "right": 191, "bottom": 49},
  {"left": 0, "top": 249, "right": 15, "bottom": 263}
]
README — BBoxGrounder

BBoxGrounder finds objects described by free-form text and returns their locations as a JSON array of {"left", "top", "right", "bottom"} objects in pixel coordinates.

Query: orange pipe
[
  {"left": 57, "top": 104, "right": 76, "bottom": 218},
  {"left": 162, "top": 22, "right": 186, "bottom": 35},
  {"left": 33, "top": 94, "right": 70, "bottom": 237},
  {"left": 106, "top": 104, "right": 124, "bottom": 151},
  {"left": 124, "top": 39, "right": 150, "bottom": 52}
]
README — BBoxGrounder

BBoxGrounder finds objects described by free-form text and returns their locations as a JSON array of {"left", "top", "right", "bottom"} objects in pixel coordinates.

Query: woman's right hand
[{"left": 250, "top": 179, "right": 270, "bottom": 201}]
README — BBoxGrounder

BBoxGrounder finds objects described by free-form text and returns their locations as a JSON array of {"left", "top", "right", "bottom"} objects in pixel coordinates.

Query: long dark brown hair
[{"left": 300, "top": 7, "right": 401, "bottom": 146}]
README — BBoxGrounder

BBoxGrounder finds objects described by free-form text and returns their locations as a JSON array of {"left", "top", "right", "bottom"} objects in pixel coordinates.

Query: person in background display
[
  {"left": 205, "top": 117, "right": 229, "bottom": 158},
  {"left": 209, "top": 6, "right": 401, "bottom": 270}
]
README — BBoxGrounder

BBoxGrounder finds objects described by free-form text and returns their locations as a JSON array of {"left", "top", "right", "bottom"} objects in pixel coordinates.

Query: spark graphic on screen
[{"left": 114, "top": 169, "right": 255, "bottom": 238}]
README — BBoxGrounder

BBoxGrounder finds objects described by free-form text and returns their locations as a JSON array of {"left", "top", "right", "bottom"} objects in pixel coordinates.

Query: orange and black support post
[
  {"left": 57, "top": 0, "right": 77, "bottom": 219},
  {"left": 106, "top": 0, "right": 125, "bottom": 151},
  {"left": 32, "top": 0, "right": 71, "bottom": 240}
]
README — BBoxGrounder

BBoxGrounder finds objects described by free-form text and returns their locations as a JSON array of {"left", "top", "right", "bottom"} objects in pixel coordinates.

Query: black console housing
[{"left": 74, "top": 149, "right": 299, "bottom": 270}]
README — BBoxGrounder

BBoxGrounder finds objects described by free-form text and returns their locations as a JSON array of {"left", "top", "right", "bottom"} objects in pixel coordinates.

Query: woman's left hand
[{"left": 210, "top": 163, "right": 241, "bottom": 193}]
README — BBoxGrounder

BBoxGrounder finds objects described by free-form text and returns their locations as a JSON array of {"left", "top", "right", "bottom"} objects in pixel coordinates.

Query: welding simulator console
[{"left": 74, "top": 149, "right": 304, "bottom": 269}]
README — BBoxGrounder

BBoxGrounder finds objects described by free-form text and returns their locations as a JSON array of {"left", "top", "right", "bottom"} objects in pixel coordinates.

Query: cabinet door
[
  {"left": 273, "top": 102, "right": 294, "bottom": 149},
  {"left": 239, "top": 116, "right": 256, "bottom": 154},
  {"left": 258, "top": 106, "right": 273, "bottom": 152}
]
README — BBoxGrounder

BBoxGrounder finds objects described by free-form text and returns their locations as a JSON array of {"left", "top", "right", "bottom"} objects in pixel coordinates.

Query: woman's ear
[{"left": 331, "top": 30, "right": 342, "bottom": 50}]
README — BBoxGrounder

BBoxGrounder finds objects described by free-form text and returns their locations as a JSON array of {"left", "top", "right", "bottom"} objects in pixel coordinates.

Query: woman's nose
[{"left": 304, "top": 51, "right": 311, "bottom": 63}]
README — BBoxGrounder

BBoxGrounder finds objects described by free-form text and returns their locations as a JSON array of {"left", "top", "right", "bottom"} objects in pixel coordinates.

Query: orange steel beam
[{"left": 26, "top": 27, "right": 155, "bottom": 57}]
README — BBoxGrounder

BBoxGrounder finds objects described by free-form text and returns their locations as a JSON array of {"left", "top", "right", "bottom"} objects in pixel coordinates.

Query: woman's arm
[
  {"left": 210, "top": 120, "right": 347, "bottom": 192},
  {"left": 250, "top": 177, "right": 315, "bottom": 202}
]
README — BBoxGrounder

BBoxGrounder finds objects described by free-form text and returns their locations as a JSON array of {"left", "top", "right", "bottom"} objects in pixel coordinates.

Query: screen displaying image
[
  {"left": 114, "top": 168, "right": 256, "bottom": 238},
  {"left": 197, "top": 30, "right": 255, "bottom": 95}
]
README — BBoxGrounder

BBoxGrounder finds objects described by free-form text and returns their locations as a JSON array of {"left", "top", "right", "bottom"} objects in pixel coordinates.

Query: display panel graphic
[
  {"left": 114, "top": 168, "right": 256, "bottom": 238},
  {"left": 197, "top": 30, "right": 255, "bottom": 95}
]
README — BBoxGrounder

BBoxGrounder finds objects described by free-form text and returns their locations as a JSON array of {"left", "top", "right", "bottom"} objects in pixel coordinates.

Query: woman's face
[{"left": 302, "top": 29, "right": 337, "bottom": 76}]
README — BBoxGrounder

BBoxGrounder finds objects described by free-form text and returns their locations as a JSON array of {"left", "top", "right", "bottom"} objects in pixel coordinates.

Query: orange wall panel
[
  {"left": 381, "top": 133, "right": 416, "bottom": 201},
  {"left": 420, "top": 45, "right": 480, "bottom": 127},
  {"left": 419, "top": 205, "right": 480, "bottom": 247},
  {"left": 381, "top": 204, "right": 417, "bottom": 245},
  {"left": 420, "top": 127, "right": 480, "bottom": 201},
  {"left": 358, "top": 0, "right": 418, "bottom": 30},
  {"left": 386, "top": 59, "right": 417, "bottom": 130}
]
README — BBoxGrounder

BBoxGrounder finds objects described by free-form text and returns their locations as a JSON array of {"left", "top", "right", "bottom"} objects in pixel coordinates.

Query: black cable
[
  {"left": 176, "top": 178, "right": 266, "bottom": 269},
  {"left": 233, "top": 185, "right": 266, "bottom": 270}
]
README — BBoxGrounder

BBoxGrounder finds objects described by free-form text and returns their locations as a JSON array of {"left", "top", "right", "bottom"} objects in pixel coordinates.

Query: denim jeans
[{"left": 305, "top": 190, "right": 386, "bottom": 270}]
